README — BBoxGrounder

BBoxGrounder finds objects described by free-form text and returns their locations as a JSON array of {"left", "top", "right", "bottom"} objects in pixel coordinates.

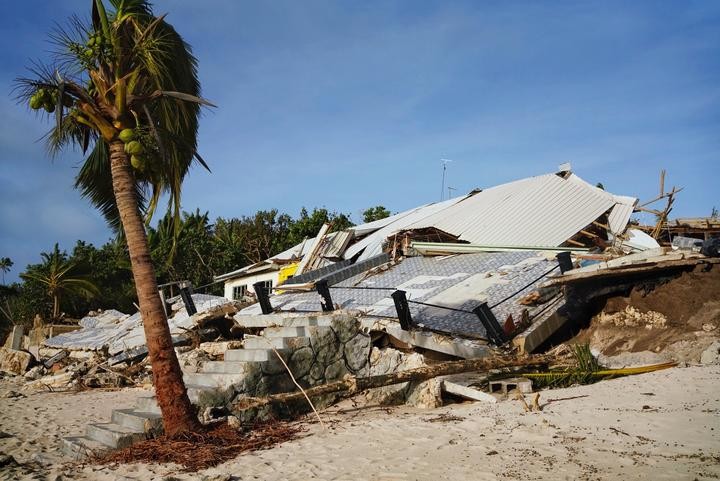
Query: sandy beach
[{"left": 1, "top": 364, "right": 718, "bottom": 481}]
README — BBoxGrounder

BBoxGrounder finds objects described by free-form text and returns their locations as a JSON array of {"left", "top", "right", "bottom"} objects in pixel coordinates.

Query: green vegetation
[
  {"left": 362, "top": 205, "right": 391, "bottom": 223},
  {"left": 0, "top": 205, "right": 359, "bottom": 327},
  {"left": 520, "top": 344, "right": 675, "bottom": 389}
]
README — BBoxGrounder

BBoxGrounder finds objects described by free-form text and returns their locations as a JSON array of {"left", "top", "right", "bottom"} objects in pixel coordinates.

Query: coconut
[
  {"left": 29, "top": 94, "right": 42, "bottom": 110},
  {"left": 43, "top": 101, "right": 55, "bottom": 113},
  {"left": 131, "top": 155, "right": 146, "bottom": 171},
  {"left": 125, "top": 141, "right": 144, "bottom": 155},
  {"left": 118, "top": 129, "right": 136, "bottom": 143}
]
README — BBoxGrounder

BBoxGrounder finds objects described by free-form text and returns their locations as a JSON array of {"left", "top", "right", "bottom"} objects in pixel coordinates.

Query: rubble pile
[
  {"left": 596, "top": 306, "right": 668, "bottom": 329},
  {"left": 0, "top": 294, "right": 243, "bottom": 391}
]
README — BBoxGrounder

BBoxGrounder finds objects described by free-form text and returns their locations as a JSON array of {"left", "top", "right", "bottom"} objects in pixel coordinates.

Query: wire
[
  {"left": 489, "top": 264, "right": 560, "bottom": 309},
  {"left": 191, "top": 279, "right": 226, "bottom": 293},
  {"left": 328, "top": 285, "right": 396, "bottom": 291},
  {"left": 407, "top": 299, "right": 475, "bottom": 314}
]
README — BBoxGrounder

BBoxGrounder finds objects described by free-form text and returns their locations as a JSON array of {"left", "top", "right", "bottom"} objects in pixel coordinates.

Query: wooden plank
[
  {"left": 580, "top": 230, "right": 598, "bottom": 238},
  {"left": 294, "top": 223, "right": 330, "bottom": 276},
  {"left": 592, "top": 221, "right": 610, "bottom": 230},
  {"left": 542, "top": 258, "right": 720, "bottom": 287}
]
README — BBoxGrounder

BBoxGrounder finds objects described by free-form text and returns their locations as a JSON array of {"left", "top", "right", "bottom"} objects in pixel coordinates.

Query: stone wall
[
  {"left": 226, "top": 312, "right": 443, "bottom": 420},
  {"left": 230, "top": 314, "right": 372, "bottom": 420}
]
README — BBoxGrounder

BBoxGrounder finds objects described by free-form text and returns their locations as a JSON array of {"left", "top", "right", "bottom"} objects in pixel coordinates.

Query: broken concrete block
[
  {"left": 8, "top": 326, "right": 24, "bottom": 350},
  {"left": 43, "top": 349, "right": 69, "bottom": 368},
  {"left": 442, "top": 379, "right": 498, "bottom": 403},
  {"left": 701, "top": 341, "right": 720, "bottom": 365},
  {"left": 0, "top": 347, "right": 33, "bottom": 375},
  {"left": 23, "top": 365, "right": 47, "bottom": 380},
  {"left": 489, "top": 377, "right": 533, "bottom": 395},
  {"left": 25, "top": 371, "right": 73, "bottom": 389}
]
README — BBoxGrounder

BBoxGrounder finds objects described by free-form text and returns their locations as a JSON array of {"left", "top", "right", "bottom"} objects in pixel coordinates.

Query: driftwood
[{"left": 234, "top": 354, "right": 551, "bottom": 411}]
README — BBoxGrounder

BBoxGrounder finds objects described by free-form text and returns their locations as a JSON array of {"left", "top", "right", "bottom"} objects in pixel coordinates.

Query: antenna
[{"left": 440, "top": 159, "right": 453, "bottom": 200}]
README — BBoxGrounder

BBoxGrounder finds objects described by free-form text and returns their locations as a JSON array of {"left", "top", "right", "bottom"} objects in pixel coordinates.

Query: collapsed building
[{"left": 2, "top": 166, "right": 717, "bottom": 457}]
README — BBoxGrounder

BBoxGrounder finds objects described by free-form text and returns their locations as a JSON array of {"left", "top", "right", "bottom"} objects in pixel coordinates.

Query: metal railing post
[
  {"left": 316, "top": 279, "right": 335, "bottom": 312},
  {"left": 253, "top": 282, "right": 273, "bottom": 315},
  {"left": 472, "top": 302, "right": 507, "bottom": 345},
  {"left": 391, "top": 290, "right": 414, "bottom": 330},
  {"left": 555, "top": 251, "right": 574, "bottom": 274}
]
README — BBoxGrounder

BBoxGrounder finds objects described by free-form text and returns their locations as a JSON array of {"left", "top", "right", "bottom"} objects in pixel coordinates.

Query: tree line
[{"left": 0, "top": 205, "right": 390, "bottom": 331}]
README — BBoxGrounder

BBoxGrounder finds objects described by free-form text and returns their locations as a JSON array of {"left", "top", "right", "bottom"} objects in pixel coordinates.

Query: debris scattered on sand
[{"left": 95, "top": 420, "right": 304, "bottom": 471}]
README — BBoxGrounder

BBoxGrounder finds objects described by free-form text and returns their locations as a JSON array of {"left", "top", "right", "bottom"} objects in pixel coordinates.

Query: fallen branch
[{"left": 234, "top": 354, "right": 551, "bottom": 411}]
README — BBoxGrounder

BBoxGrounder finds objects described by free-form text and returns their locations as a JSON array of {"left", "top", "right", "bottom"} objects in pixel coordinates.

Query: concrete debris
[
  {"left": 0, "top": 348, "right": 33, "bottom": 375},
  {"left": 0, "top": 293, "right": 245, "bottom": 392},
  {"left": 597, "top": 306, "right": 668, "bottom": 329},
  {"left": 700, "top": 341, "right": 720, "bottom": 365}
]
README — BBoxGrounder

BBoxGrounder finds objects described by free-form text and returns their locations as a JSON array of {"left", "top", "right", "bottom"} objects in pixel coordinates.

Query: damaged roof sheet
[
  {"left": 408, "top": 173, "right": 635, "bottom": 248},
  {"left": 240, "top": 252, "right": 562, "bottom": 338},
  {"left": 216, "top": 170, "right": 636, "bottom": 282},
  {"left": 44, "top": 294, "right": 233, "bottom": 353},
  {"left": 343, "top": 196, "right": 467, "bottom": 262}
]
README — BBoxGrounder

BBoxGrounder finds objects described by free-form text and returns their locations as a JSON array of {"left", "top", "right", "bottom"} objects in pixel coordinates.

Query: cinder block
[{"left": 489, "top": 377, "right": 532, "bottom": 394}]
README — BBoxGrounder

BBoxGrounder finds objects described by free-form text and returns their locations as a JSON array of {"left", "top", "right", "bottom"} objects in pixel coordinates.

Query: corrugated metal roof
[
  {"left": 343, "top": 196, "right": 467, "bottom": 261},
  {"left": 407, "top": 173, "right": 635, "bottom": 247},
  {"left": 607, "top": 195, "right": 637, "bottom": 235},
  {"left": 216, "top": 170, "right": 637, "bottom": 282}
]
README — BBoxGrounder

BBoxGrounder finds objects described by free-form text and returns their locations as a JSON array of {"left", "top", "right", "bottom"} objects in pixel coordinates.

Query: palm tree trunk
[
  {"left": 108, "top": 140, "right": 200, "bottom": 435},
  {"left": 53, "top": 294, "right": 59, "bottom": 320}
]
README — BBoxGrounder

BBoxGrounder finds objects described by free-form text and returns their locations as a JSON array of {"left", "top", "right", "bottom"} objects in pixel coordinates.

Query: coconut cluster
[
  {"left": 118, "top": 129, "right": 149, "bottom": 171},
  {"left": 29, "top": 88, "right": 71, "bottom": 113}
]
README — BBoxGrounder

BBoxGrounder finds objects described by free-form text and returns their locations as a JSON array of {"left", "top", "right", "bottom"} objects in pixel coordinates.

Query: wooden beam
[
  {"left": 232, "top": 355, "right": 552, "bottom": 412},
  {"left": 565, "top": 239, "right": 585, "bottom": 247},
  {"left": 580, "top": 230, "right": 599, "bottom": 238},
  {"left": 659, "top": 169, "right": 666, "bottom": 196},
  {"left": 635, "top": 206, "right": 663, "bottom": 216},
  {"left": 592, "top": 221, "right": 610, "bottom": 230}
]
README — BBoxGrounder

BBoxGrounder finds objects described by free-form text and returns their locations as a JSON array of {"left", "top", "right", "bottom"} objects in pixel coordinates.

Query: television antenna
[{"left": 440, "top": 158, "right": 453, "bottom": 200}]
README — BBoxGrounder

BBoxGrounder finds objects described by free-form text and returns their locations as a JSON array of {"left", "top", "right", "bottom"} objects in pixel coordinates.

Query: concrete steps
[
  {"left": 263, "top": 326, "right": 309, "bottom": 338},
  {"left": 85, "top": 422, "right": 148, "bottom": 449},
  {"left": 62, "top": 316, "right": 324, "bottom": 458},
  {"left": 135, "top": 396, "right": 160, "bottom": 414},
  {"left": 201, "top": 360, "right": 254, "bottom": 374},
  {"left": 225, "top": 348, "right": 280, "bottom": 362},
  {"left": 183, "top": 372, "right": 247, "bottom": 388},
  {"left": 234, "top": 313, "right": 337, "bottom": 328},
  {"left": 62, "top": 436, "right": 110, "bottom": 459},
  {"left": 243, "top": 335, "right": 310, "bottom": 350},
  {"left": 111, "top": 408, "right": 162, "bottom": 433}
]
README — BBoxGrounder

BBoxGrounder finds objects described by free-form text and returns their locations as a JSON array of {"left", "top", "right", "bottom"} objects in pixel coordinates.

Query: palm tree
[
  {"left": 0, "top": 257, "right": 12, "bottom": 284},
  {"left": 14, "top": 0, "right": 212, "bottom": 434},
  {"left": 20, "top": 244, "right": 100, "bottom": 321}
]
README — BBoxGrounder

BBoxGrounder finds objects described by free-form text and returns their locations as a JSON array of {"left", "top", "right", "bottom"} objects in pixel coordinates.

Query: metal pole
[
  {"left": 316, "top": 280, "right": 335, "bottom": 312},
  {"left": 179, "top": 281, "right": 197, "bottom": 316},
  {"left": 253, "top": 282, "right": 273, "bottom": 315},
  {"left": 391, "top": 290, "right": 414, "bottom": 330},
  {"left": 556, "top": 251, "right": 574, "bottom": 274},
  {"left": 472, "top": 302, "right": 507, "bottom": 345}
]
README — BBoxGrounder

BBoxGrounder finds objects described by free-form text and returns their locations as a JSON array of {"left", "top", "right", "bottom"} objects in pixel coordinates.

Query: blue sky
[{"left": 1, "top": 0, "right": 718, "bottom": 281}]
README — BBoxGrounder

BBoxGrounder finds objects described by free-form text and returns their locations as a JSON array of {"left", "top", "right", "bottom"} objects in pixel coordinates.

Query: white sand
[{"left": 1, "top": 365, "right": 719, "bottom": 481}]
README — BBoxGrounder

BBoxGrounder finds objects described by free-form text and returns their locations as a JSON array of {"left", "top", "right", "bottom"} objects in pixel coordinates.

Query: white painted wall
[{"left": 223, "top": 271, "right": 279, "bottom": 300}]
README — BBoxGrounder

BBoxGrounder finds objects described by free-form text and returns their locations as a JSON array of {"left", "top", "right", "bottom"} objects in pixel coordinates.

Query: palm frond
[{"left": 519, "top": 343, "right": 676, "bottom": 389}]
